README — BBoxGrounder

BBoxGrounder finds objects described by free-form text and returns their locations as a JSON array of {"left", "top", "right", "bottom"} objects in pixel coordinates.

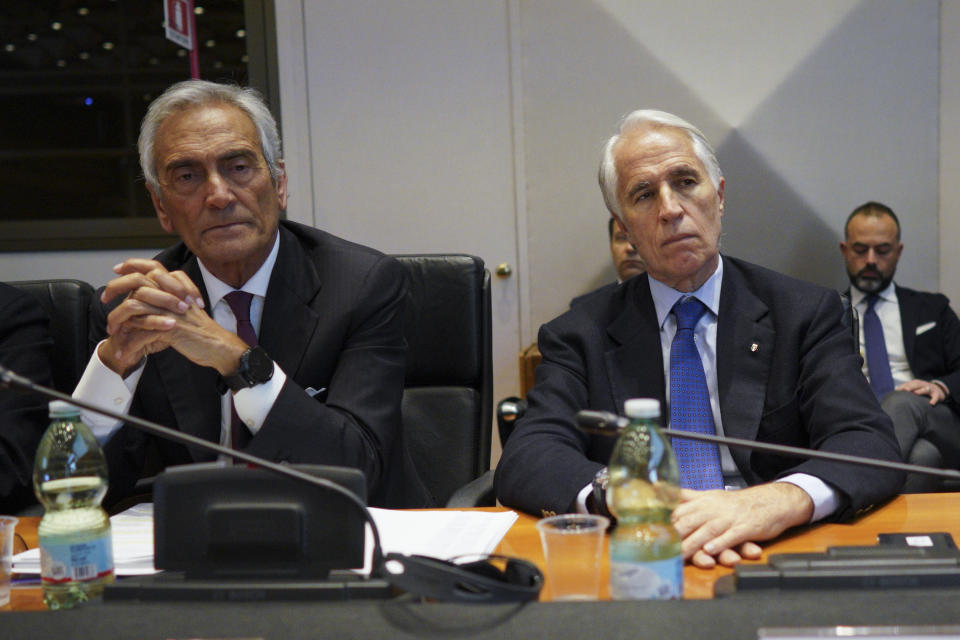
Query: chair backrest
[
  {"left": 9, "top": 279, "right": 95, "bottom": 393},
  {"left": 393, "top": 255, "right": 492, "bottom": 507}
]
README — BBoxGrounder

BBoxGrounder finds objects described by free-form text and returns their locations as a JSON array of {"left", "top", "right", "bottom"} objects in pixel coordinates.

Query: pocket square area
[{"left": 915, "top": 321, "right": 936, "bottom": 335}]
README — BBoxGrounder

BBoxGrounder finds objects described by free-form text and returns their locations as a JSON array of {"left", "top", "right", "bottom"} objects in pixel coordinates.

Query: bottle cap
[
  {"left": 624, "top": 398, "right": 660, "bottom": 419},
  {"left": 48, "top": 399, "right": 81, "bottom": 419}
]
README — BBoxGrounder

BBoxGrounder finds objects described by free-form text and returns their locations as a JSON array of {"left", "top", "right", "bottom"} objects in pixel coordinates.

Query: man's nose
[
  {"left": 658, "top": 186, "right": 683, "bottom": 221},
  {"left": 204, "top": 170, "right": 235, "bottom": 208}
]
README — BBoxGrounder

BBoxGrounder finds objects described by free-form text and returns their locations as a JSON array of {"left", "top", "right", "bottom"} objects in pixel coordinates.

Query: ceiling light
[
  {"left": 102, "top": 42, "right": 114, "bottom": 50},
  {"left": 51, "top": 22, "right": 63, "bottom": 31}
]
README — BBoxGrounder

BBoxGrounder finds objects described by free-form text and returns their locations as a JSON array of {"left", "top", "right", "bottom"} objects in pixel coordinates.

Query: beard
[{"left": 849, "top": 265, "right": 893, "bottom": 294}]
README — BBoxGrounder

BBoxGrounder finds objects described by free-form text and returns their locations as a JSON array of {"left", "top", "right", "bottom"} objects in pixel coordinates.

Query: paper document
[
  {"left": 13, "top": 503, "right": 158, "bottom": 576},
  {"left": 13, "top": 505, "right": 518, "bottom": 577}
]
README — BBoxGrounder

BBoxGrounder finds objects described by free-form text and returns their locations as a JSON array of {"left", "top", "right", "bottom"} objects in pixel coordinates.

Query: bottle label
[
  {"left": 40, "top": 535, "right": 115, "bottom": 584},
  {"left": 610, "top": 555, "right": 682, "bottom": 599}
]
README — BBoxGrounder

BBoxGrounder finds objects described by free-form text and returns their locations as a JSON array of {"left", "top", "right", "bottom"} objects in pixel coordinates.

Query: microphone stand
[
  {"left": 576, "top": 410, "right": 960, "bottom": 482},
  {"left": 0, "top": 364, "right": 386, "bottom": 576}
]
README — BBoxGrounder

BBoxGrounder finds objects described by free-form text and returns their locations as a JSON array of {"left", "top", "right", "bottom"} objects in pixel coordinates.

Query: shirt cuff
[
  {"left": 574, "top": 482, "right": 592, "bottom": 514},
  {"left": 777, "top": 473, "right": 839, "bottom": 523},
  {"left": 72, "top": 340, "right": 145, "bottom": 444},
  {"left": 231, "top": 363, "right": 287, "bottom": 436}
]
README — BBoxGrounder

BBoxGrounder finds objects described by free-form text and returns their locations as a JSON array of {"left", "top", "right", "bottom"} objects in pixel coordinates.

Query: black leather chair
[
  {"left": 9, "top": 279, "right": 96, "bottom": 394},
  {"left": 394, "top": 255, "right": 494, "bottom": 507}
]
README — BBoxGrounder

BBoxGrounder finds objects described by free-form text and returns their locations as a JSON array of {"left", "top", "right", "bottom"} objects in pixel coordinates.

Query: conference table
[{"left": 4, "top": 493, "right": 960, "bottom": 639}]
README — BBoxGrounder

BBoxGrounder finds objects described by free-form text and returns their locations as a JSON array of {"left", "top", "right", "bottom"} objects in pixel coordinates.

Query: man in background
[
  {"left": 571, "top": 217, "right": 645, "bottom": 309},
  {"left": 840, "top": 201, "right": 960, "bottom": 488},
  {"left": 73, "top": 80, "right": 429, "bottom": 509}
]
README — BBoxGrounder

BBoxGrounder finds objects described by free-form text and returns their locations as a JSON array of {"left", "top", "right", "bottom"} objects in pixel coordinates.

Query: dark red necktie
[{"left": 223, "top": 291, "right": 256, "bottom": 451}]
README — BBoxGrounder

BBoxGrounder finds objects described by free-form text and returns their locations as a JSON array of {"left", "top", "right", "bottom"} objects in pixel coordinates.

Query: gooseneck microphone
[
  {"left": 0, "top": 364, "right": 543, "bottom": 603},
  {"left": 576, "top": 409, "right": 960, "bottom": 481}
]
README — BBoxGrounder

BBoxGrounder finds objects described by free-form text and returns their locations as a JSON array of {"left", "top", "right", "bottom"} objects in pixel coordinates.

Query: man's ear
[
  {"left": 148, "top": 184, "right": 175, "bottom": 234},
  {"left": 716, "top": 178, "right": 725, "bottom": 215},
  {"left": 275, "top": 159, "right": 288, "bottom": 211}
]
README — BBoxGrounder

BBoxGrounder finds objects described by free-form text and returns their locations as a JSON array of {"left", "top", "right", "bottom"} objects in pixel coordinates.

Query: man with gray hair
[
  {"left": 74, "top": 80, "right": 430, "bottom": 509},
  {"left": 496, "top": 109, "right": 903, "bottom": 568}
]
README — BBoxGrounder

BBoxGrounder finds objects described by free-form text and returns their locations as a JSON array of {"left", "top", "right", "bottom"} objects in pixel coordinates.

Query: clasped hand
[
  {"left": 671, "top": 482, "right": 813, "bottom": 568},
  {"left": 98, "top": 258, "right": 248, "bottom": 377}
]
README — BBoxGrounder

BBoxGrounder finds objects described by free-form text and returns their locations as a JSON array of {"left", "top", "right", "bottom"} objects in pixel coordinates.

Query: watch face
[{"left": 244, "top": 346, "right": 274, "bottom": 385}]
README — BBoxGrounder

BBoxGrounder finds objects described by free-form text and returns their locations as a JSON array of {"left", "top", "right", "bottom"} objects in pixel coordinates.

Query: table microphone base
[{"left": 104, "top": 571, "right": 395, "bottom": 602}]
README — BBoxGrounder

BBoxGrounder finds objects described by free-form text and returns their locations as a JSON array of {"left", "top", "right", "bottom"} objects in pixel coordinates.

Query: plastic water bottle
[
  {"left": 607, "top": 398, "right": 683, "bottom": 599},
  {"left": 33, "top": 400, "right": 114, "bottom": 609}
]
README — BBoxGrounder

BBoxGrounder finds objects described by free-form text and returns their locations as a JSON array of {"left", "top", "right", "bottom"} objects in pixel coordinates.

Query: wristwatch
[{"left": 223, "top": 345, "right": 274, "bottom": 392}]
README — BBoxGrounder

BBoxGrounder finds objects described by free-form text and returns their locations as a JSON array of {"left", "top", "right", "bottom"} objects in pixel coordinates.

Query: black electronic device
[
  {"left": 153, "top": 463, "right": 366, "bottom": 579},
  {"left": 721, "top": 533, "right": 960, "bottom": 593}
]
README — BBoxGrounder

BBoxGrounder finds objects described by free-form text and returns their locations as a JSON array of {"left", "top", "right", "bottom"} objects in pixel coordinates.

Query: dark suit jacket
[
  {"left": 495, "top": 257, "right": 904, "bottom": 519},
  {"left": 94, "top": 221, "right": 432, "bottom": 508},
  {"left": 894, "top": 285, "right": 960, "bottom": 409},
  {"left": 0, "top": 282, "right": 54, "bottom": 513}
]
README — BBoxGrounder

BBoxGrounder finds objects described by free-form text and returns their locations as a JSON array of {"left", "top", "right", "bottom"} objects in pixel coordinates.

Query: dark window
[{"left": 0, "top": 0, "right": 274, "bottom": 251}]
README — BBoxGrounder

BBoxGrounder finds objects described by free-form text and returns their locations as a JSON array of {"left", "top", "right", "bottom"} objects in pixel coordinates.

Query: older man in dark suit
[
  {"left": 840, "top": 201, "right": 960, "bottom": 484},
  {"left": 495, "top": 109, "right": 903, "bottom": 568},
  {"left": 73, "top": 80, "right": 430, "bottom": 509}
]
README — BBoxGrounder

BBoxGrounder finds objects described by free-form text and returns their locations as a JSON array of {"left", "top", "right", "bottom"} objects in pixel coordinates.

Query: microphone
[
  {"left": 0, "top": 364, "right": 542, "bottom": 602},
  {"left": 575, "top": 409, "right": 960, "bottom": 481}
]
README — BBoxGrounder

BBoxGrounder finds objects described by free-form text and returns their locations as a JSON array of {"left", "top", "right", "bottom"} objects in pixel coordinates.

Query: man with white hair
[
  {"left": 74, "top": 80, "right": 430, "bottom": 509},
  {"left": 496, "top": 109, "right": 903, "bottom": 568}
]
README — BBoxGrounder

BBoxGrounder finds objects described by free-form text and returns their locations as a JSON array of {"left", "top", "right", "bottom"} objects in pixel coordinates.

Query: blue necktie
[
  {"left": 669, "top": 297, "right": 724, "bottom": 491},
  {"left": 863, "top": 294, "right": 894, "bottom": 400},
  {"left": 224, "top": 291, "right": 257, "bottom": 451}
]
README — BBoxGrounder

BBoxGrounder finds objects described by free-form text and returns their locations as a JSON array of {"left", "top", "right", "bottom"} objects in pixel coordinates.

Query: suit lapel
[
  {"left": 604, "top": 277, "right": 666, "bottom": 412},
  {"left": 897, "top": 285, "right": 918, "bottom": 365},
  {"left": 258, "top": 225, "right": 323, "bottom": 376},
  {"left": 153, "top": 256, "right": 221, "bottom": 456},
  {"left": 716, "top": 261, "right": 774, "bottom": 445}
]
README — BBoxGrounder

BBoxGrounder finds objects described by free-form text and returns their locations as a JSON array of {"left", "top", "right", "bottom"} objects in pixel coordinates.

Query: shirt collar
[
  {"left": 198, "top": 232, "right": 280, "bottom": 309},
  {"left": 849, "top": 280, "right": 897, "bottom": 308},
  {"left": 648, "top": 256, "right": 724, "bottom": 329}
]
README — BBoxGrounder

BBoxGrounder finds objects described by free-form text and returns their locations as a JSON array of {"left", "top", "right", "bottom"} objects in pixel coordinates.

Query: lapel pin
[{"left": 750, "top": 342, "right": 759, "bottom": 353}]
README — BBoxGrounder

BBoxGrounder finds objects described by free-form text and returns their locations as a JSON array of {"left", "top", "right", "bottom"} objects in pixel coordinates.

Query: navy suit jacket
[
  {"left": 94, "top": 221, "right": 432, "bottom": 508},
  {"left": 894, "top": 285, "right": 960, "bottom": 410},
  {"left": 495, "top": 257, "right": 903, "bottom": 519}
]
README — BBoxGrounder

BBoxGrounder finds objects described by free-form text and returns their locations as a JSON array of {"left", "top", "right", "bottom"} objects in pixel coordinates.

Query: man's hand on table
[{"left": 672, "top": 482, "right": 814, "bottom": 569}]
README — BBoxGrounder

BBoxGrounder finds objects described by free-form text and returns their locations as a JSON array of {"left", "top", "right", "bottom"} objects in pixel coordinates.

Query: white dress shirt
[{"left": 73, "top": 234, "right": 287, "bottom": 453}]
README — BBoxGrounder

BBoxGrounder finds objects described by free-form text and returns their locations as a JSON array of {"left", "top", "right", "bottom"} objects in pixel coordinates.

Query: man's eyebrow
[
  {"left": 668, "top": 165, "right": 700, "bottom": 179},
  {"left": 219, "top": 149, "right": 259, "bottom": 162},
  {"left": 852, "top": 242, "right": 892, "bottom": 249}
]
